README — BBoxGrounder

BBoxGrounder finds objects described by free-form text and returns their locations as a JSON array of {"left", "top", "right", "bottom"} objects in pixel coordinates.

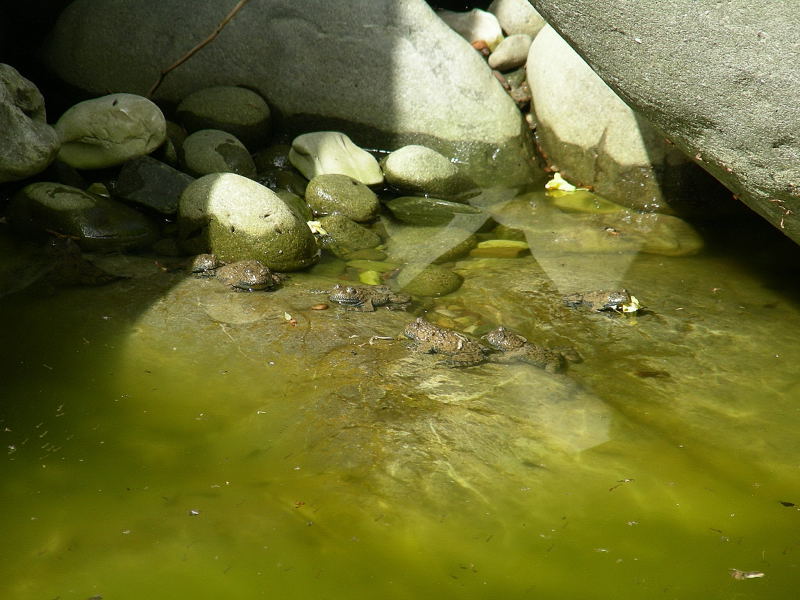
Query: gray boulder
[
  {"left": 178, "top": 173, "right": 319, "bottom": 271},
  {"left": 0, "top": 64, "right": 59, "bottom": 182},
  {"left": 528, "top": 26, "right": 721, "bottom": 214},
  {"left": 529, "top": 0, "right": 800, "bottom": 242},
  {"left": 43, "top": 0, "right": 538, "bottom": 188}
]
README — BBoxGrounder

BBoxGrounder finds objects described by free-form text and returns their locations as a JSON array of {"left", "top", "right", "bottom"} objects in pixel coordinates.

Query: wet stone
[
  {"left": 180, "top": 129, "right": 256, "bottom": 178},
  {"left": 305, "top": 173, "right": 380, "bottom": 222}
]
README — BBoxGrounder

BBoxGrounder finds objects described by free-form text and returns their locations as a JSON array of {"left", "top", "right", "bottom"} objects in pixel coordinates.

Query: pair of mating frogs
[
  {"left": 189, "top": 254, "right": 283, "bottom": 292},
  {"left": 404, "top": 317, "right": 580, "bottom": 372}
]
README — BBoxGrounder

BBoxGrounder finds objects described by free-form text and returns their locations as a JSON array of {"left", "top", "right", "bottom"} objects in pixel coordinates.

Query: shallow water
[{"left": 2, "top": 200, "right": 800, "bottom": 599}]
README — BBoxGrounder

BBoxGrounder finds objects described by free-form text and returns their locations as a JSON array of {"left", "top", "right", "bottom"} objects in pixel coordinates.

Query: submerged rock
[
  {"left": 385, "top": 223, "right": 478, "bottom": 264},
  {"left": 54, "top": 93, "right": 166, "bottom": 169},
  {"left": 0, "top": 64, "right": 59, "bottom": 183},
  {"left": 178, "top": 172, "right": 319, "bottom": 271},
  {"left": 392, "top": 263, "right": 464, "bottom": 297},
  {"left": 385, "top": 196, "right": 485, "bottom": 226},
  {"left": 10, "top": 182, "right": 157, "bottom": 251}
]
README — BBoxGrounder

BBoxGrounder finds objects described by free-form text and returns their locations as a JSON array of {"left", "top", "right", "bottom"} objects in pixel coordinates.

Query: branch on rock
[{"left": 147, "top": 0, "right": 251, "bottom": 98}]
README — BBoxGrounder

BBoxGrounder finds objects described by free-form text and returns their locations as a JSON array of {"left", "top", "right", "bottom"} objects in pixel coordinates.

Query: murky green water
[{"left": 2, "top": 198, "right": 799, "bottom": 599}]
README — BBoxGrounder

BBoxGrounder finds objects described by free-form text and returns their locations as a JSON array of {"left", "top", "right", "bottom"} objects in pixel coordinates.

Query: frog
[
  {"left": 562, "top": 289, "right": 634, "bottom": 312},
  {"left": 215, "top": 260, "right": 282, "bottom": 292},
  {"left": 481, "top": 326, "right": 580, "bottom": 373},
  {"left": 403, "top": 317, "right": 488, "bottom": 367},
  {"left": 328, "top": 283, "right": 410, "bottom": 312},
  {"left": 188, "top": 253, "right": 222, "bottom": 277}
]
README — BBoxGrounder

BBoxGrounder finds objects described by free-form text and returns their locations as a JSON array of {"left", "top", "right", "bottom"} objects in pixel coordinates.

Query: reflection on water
[{"left": 2, "top": 192, "right": 800, "bottom": 599}]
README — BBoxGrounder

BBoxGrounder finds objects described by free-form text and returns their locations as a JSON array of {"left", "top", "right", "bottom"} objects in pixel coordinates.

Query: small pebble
[{"left": 310, "top": 303, "right": 329, "bottom": 310}]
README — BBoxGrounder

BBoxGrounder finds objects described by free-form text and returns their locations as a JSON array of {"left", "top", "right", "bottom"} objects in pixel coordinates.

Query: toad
[
  {"left": 562, "top": 289, "right": 638, "bottom": 313},
  {"left": 215, "top": 260, "right": 282, "bottom": 292},
  {"left": 188, "top": 254, "right": 283, "bottom": 291},
  {"left": 403, "top": 317, "right": 487, "bottom": 367},
  {"left": 188, "top": 253, "right": 222, "bottom": 277},
  {"left": 328, "top": 283, "right": 410, "bottom": 312},
  {"left": 482, "top": 326, "right": 579, "bottom": 373}
]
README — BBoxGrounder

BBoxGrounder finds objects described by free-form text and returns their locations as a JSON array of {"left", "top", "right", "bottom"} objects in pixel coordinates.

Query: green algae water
[{"left": 2, "top": 206, "right": 800, "bottom": 599}]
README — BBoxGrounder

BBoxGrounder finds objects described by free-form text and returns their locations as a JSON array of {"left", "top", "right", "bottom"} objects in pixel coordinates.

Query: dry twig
[{"left": 147, "top": 0, "right": 251, "bottom": 98}]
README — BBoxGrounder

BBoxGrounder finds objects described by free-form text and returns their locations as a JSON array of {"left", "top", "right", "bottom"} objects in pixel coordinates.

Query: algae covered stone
[
  {"left": 180, "top": 129, "right": 256, "bottom": 178},
  {"left": 386, "top": 224, "right": 478, "bottom": 264},
  {"left": 9, "top": 182, "right": 157, "bottom": 251},
  {"left": 385, "top": 196, "right": 485, "bottom": 226},
  {"left": 289, "top": 131, "right": 383, "bottom": 185},
  {"left": 55, "top": 93, "right": 166, "bottom": 169},
  {"left": 305, "top": 174, "right": 379, "bottom": 222},
  {"left": 176, "top": 86, "right": 271, "bottom": 149},
  {"left": 318, "top": 214, "right": 382, "bottom": 259},
  {"left": 178, "top": 173, "right": 319, "bottom": 271},
  {"left": 392, "top": 264, "right": 464, "bottom": 297}
]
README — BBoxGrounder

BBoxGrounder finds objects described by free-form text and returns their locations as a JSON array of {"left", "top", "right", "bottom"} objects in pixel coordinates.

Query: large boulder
[
  {"left": 43, "top": 0, "right": 539, "bottom": 188},
  {"left": 0, "top": 64, "right": 59, "bottom": 182},
  {"left": 529, "top": 0, "right": 800, "bottom": 243},
  {"left": 527, "top": 25, "right": 722, "bottom": 214}
]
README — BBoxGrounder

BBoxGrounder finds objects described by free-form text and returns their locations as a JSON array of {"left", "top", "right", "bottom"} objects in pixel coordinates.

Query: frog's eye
[{"left": 345, "top": 286, "right": 356, "bottom": 293}]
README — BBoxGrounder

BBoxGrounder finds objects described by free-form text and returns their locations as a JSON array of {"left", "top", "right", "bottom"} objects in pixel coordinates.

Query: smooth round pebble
[
  {"left": 488, "top": 34, "right": 533, "bottom": 71},
  {"left": 178, "top": 172, "right": 319, "bottom": 271},
  {"left": 176, "top": 86, "right": 271, "bottom": 149},
  {"left": 55, "top": 93, "right": 166, "bottom": 169},
  {"left": 318, "top": 214, "right": 382, "bottom": 258},
  {"left": 381, "top": 145, "right": 476, "bottom": 200},
  {"left": 306, "top": 174, "right": 379, "bottom": 222},
  {"left": 392, "top": 264, "right": 463, "bottom": 297},
  {"left": 289, "top": 131, "right": 383, "bottom": 185},
  {"left": 180, "top": 129, "right": 256, "bottom": 178}
]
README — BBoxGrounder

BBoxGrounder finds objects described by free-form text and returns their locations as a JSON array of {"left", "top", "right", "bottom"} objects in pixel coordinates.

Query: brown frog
[
  {"left": 482, "top": 326, "right": 579, "bottom": 373},
  {"left": 403, "top": 317, "right": 487, "bottom": 367},
  {"left": 328, "top": 283, "right": 410, "bottom": 312},
  {"left": 215, "top": 260, "right": 282, "bottom": 292},
  {"left": 189, "top": 254, "right": 283, "bottom": 291},
  {"left": 563, "top": 289, "right": 633, "bottom": 312},
  {"left": 188, "top": 253, "right": 222, "bottom": 277}
]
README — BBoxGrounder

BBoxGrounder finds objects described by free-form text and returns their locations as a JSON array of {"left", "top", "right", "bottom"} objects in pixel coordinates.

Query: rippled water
[{"left": 2, "top": 198, "right": 799, "bottom": 599}]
